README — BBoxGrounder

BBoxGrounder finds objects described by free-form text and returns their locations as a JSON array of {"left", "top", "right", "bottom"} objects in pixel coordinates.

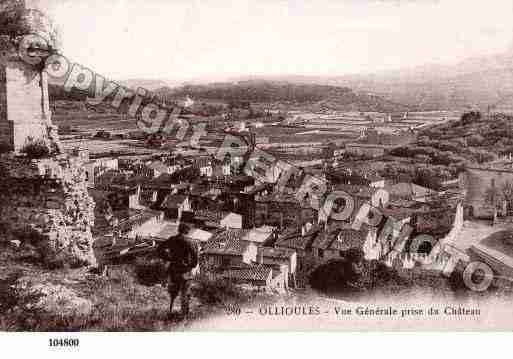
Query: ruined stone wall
[{"left": 0, "top": 153, "right": 96, "bottom": 267}]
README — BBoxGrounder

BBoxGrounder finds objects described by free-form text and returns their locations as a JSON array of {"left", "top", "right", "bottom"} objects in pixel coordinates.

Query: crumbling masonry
[{"left": 0, "top": 2, "right": 96, "bottom": 266}]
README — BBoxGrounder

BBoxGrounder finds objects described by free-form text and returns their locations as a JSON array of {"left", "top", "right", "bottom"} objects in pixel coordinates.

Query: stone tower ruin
[
  {"left": 0, "top": 53, "right": 58, "bottom": 152},
  {"left": 0, "top": 0, "right": 61, "bottom": 152},
  {"left": 0, "top": 0, "right": 96, "bottom": 267}
]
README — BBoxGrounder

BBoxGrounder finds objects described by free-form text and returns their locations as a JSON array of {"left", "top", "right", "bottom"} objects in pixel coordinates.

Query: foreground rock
[
  {"left": 0, "top": 153, "right": 96, "bottom": 267},
  {"left": 17, "top": 278, "right": 93, "bottom": 317}
]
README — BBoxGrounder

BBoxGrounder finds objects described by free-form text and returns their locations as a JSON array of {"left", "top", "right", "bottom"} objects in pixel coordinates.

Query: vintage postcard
[{"left": 1, "top": 0, "right": 513, "bottom": 336}]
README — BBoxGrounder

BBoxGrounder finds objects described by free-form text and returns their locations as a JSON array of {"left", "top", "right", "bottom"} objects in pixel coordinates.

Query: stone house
[
  {"left": 220, "top": 265, "right": 273, "bottom": 288},
  {"left": 196, "top": 157, "right": 213, "bottom": 177},
  {"left": 241, "top": 225, "right": 277, "bottom": 247},
  {"left": 84, "top": 157, "right": 119, "bottom": 187},
  {"left": 146, "top": 160, "right": 172, "bottom": 178},
  {"left": 258, "top": 247, "right": 297, "bottom": 274},
  {"left": 329, "top": 168, "right": 384, "bottom": 188},
  {"left": 275, "top": 224, "right": 319, "bottom": 270},
  {"left": 194, "top": 209, "right": 228, "bottom": 230},
  {"left": 113, "top": 208, "right": 165, "bottom": 239},
  {"left": 255, "top": 192, "right": 317, "bottom": 229},
  {"left": 100, "top": 185, "right": 142, "bottom": 212},
  {"left": 220, "top": 212, "right": 243, "bottom": 229},
  {"left": 257, "top": 247, "right": 297, "bottom": 287},
  {"left": 202, "top": 229, "right": 257, "bottom": 270},
  {"left": 311, "top": 226, "right": 369, "bottom": 262}
]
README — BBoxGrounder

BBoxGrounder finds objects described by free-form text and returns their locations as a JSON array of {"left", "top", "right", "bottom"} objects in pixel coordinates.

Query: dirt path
[{"left": 448, "top": 220, "right": 513, "bottom": 253}]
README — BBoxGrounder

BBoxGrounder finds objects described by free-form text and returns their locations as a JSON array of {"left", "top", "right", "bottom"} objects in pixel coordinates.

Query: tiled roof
[
  {"left": 260, "top": 247, "right": 296, "bottom": 259},
  {"left": 275, "top": 225, "right": 319, "bottom": 250},
  {"left": 242, "top": 226, "right": 275, "bottom": 243},
  {"left": 312, "top": 231, "right": 333, "bottom": 250},
  {"left": 154, "top": 222, "right": 178, "bottom": 240},
  {"left": 114, "top": 209, "right": 163, "bottom": 233},
  {"left": 311, "top": 225, "right": 368, "bottom": 252},
  {"left": 221, "top": 212, "right": 242, "bottom": 223},
  {"left": 203, "top": 229, "right": 252, "bottom": 255},
  {"left": 195, "top": 209, "right": 227, "bottom": 223},
  {"left": 185, "top": 228, "right": 213, "bottom": 242},
  {"left": 221, "top": 264, "right": 271, "bottom": 282},
  {"left": 329, "top": 228, "right": 368, "bottom": 251}
]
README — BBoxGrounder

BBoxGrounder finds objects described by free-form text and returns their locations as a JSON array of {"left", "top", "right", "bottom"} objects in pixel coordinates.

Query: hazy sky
[{"left": 35, "top": 0, "right": 513, "bottom": 81}]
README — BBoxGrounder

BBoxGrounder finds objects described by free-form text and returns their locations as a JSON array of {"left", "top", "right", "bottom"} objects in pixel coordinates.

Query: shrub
[
  {"left": 20, "top": 139, "right": 51, "bottom": 159},
  {"left": 460, "top": 111, "right": 482, "bottom": 125},
  {"left": 133, "top": 256, "right": 168, "bottom": 286},
  {"left": 467, "top": 134, "right": 485, "bottom": 146},
  {"left": 192, "top": 274, "right": 248, "bottom": 305},
  {"left": 0, "top": 271, "right": 44, "bottom": 330},
  {"left": 309, "top": 249, "right": 409, "bottom": 296},
  {"left": 0, "top": 142, "right": 12, "bottom": 154}
]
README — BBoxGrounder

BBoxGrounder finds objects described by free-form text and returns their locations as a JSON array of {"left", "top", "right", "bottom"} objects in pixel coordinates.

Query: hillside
[
  {"left": 379, "top": 112, "right": 513, "bottom": 189},
  {"left": 0, "top": 243, "right": 273, "bottom": 331},
  {"left": 154, "top": 80, "right": 408, "bottom": 112},
  {"left": 334, "top": 49, "right": 513, "bottom": 110},
  {"left": 228, "top": 48, "right": 513, "bottom": 111},
  {"left": 48, "top": 80, "right": 408, "bottom": 113}
]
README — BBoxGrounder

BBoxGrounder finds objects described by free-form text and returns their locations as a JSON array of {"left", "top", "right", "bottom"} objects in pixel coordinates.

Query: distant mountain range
[
  {"left": 330, "top": 48, "right": 513, "bottom": 111},
  {"left": 223, "top": 48, "right": 513, "bottom": 111},
  {"left": 86, "top": 48, "right": 513, "bottom": 112}
]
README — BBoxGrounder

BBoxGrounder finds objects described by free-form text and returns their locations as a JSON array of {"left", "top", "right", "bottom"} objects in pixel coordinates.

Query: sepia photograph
[{"left": 1, "top": 0, "right": 513, "bottom": 339}]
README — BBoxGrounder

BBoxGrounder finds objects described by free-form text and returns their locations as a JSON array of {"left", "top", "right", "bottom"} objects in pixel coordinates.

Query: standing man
[{"left": 157, "top": 223, "right": 198, "bottom": 318}]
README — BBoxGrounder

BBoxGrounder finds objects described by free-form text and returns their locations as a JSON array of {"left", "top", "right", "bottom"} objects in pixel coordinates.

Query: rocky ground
[{"left": 0, "top": 243, "right": 276, "bottom": 331}]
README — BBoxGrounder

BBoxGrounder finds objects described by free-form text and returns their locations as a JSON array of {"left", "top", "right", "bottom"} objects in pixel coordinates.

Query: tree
[
  {"left": 460, "top": 111, "right": 482, "bottom": 126},
  {"left": 309, "top": 249, "right": 408, "bottom": 296},
  {"left": 0, "top": 1, "right": 60, "bottom": 50},
  {"left": 485, "top": 184, "right": 505, "bottom": 221},
  {"left": 501, "top": 181, "right": 513, "bottom": 214}
]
